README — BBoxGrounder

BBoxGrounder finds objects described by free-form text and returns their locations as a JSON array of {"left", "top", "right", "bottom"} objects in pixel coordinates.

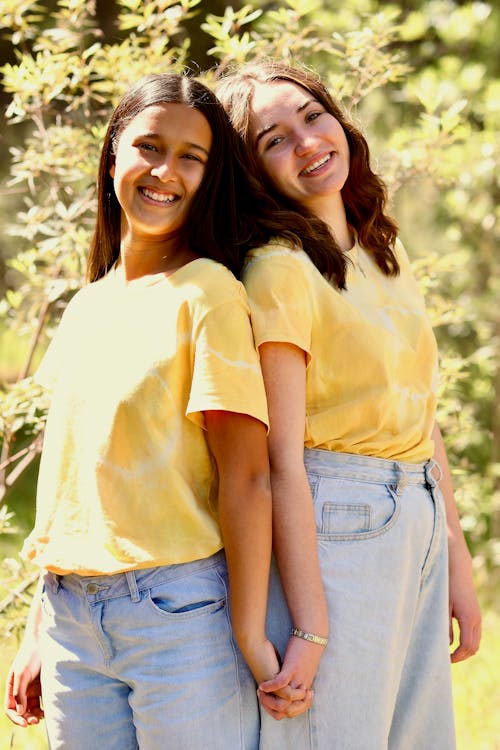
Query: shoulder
[
  {"left": 242, "top": 241, "right": 316, "bottom": 315},
  {"left": 179, "top": 258, "right": 247, "bottom": 310},
  {"left": 56, "top": 279, "right": 104, "bottom": 322},
  {"left": 244, "top": 239, "right": 312, "bottom": 278},
  {"left": 70, "top": 273, "right": 113, "bottom": 303}
]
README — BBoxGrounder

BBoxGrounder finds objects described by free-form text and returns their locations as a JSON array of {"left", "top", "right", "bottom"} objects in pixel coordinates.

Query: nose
[
  {"left": 294, "top": 129, "right": 318, "bottom": 157},
  {"left": 150, "top": 157, "right": 176, "bottom": 182}
]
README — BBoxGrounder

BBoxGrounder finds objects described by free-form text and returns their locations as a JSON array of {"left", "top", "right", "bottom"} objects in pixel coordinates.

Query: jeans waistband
[
  {"left": 45, "top": 549, "right": 226, "bottom": 603},
  {"left": 304, "top": 448, "right": 441, "bottom": 490}
]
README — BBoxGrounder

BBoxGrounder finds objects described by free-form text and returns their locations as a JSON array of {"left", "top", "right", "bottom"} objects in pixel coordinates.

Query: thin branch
[
  {"left": 0, "top": 570, "right": 40, "bottom": 615},
  {"left": 0, "top": 187, "right": 28, "bottom": 196},
  {"left": 0, "top": 434, "right": 11, "bottom": 491},
  {"left": 18, "top": 296, "right": 51, "bottom": 381},
  {"left": 0, "top": 439, "right": 41, "bottom": 472},
  {"left": 0, "top": 434, "right": 43, "bottom": 506},
  {"left": 0, "top": 291, "right": 51, "bottom": 485}
]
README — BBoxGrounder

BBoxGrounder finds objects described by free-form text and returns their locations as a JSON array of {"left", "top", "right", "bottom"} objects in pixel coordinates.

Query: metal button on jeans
[{"left": 86, "top": 583, "right": 99, "bottom": 594}]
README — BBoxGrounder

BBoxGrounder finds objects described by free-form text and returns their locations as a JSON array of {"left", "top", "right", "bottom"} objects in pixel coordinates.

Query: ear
[{"left": 109, "top": 161, "right": 115, "bottom": 179}]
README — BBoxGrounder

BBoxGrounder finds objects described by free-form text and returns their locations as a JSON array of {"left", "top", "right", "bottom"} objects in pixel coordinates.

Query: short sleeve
[
  {"left": 34, "top": 302, "right": 75, "bottom": 392},
  {"left": 243, "top": 247, "right": 312, "bottom": 360},
  {"left": 34, "top": 286, "right": 92, "bottom": 392},
  {"left": 186, "top": 287, "right": 268, "bottom": 431}
]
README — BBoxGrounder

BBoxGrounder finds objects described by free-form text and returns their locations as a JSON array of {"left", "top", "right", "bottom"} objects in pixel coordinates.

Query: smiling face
[
  {"left": 249, "top": 80, "right": 350, "bottom": 215},
  {"left": 109, "top": 102, "right": 212, "bottom": 245}
]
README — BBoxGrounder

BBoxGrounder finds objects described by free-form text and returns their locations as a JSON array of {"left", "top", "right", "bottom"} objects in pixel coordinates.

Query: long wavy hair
[
  {"left": 88, "top": 72, "right": 320, "bottom": 282},
  {"left": 216, "top": 60, "right": 400, "bottom": 285}
]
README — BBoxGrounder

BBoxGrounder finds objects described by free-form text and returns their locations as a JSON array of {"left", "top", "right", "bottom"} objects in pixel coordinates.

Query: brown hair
[
  {"left": 217, "top": 60, "right": 400, "bottom": 285},
  {"left": 88, "top": 72, "right": 307, "bottom": 281}
]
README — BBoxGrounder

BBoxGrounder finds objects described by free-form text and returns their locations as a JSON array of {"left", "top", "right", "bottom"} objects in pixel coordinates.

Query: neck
[
  {"left": 118, "top": 233, "right": 198, "bottom": 282},
  {"left": 309, "top": 193, "right": 354, "bottom": 252}
]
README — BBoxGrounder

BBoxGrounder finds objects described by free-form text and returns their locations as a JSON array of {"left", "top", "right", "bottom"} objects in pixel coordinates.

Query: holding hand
[
  {"left": 5, "top": 646, "right": 43, "bottom": 727},
  {"left": 258, "top": 631, "right": 327, "bottom": 720}
]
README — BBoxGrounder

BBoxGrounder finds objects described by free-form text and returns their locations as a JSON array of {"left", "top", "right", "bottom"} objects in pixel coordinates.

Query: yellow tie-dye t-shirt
[
  {"left": 243, "top": 239, "right": 438, "bottom": 463},
  {"left": 23, "top": 259, "right": 268, "bottom": 575}
]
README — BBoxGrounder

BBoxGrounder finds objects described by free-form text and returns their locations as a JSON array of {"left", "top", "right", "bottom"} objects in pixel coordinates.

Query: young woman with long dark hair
[
  {"left": 4, "top": 72, "right": 308, "bottom": 749},
  {"left": 218, "top": 60, "right": 481, "bottom": 749}
]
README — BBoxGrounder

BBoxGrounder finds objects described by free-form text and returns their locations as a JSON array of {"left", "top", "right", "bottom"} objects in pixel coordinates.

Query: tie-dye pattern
[
  {"left": 23, "top": 259, "right": 268, "bottom": 574},
  {"left": 243, "top": 239, "right": 438, "bottom": 462}
]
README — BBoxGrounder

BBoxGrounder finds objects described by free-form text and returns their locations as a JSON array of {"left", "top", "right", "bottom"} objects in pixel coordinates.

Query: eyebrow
[
  {"left": 134, "top": 132, "right": 210, "bottom": 156},
  {"left": 254, "top": 98, "right": 315, "bottom": 147}
]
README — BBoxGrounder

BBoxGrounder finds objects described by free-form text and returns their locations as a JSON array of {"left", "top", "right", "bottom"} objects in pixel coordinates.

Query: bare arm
[
  {"left": 5, "top": 574, "right": 44, "bottom": 727},
  {"left": 256, "top": 343, "right": 329, "bottom": 703},
  {"left": 432, "top": 422, "right": 482, "bottom": 662},
  {"left": 204, "top": 410, "right": 281, "bottom": 685}
]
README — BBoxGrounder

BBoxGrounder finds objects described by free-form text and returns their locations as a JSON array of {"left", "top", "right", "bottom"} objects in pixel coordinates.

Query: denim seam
[
  {"left": 61, "top": 557, "right": 225, "bottom": 605},
  {"left": 420, "top": 486, "right": 444, "bottom": 585},
  {"left": 143, "top": 560, "right": 227, "bottom": 620},
  {"left": 316, "top": 484, "right": 401, "bottom": 542},
  {"left": 308, "top": 477, "right": 319, "bottom": 501},
  {"left": 135, "top": 557, "right": 223, "bottom": 592},
  {"left": 144, "top": 590, "right": 226, "bottom": 621},
  {"left": 308, "top": 471, "right": 425, "bottom": 487},
  {"left": 321, "top": 503, "right": 371, "bottom": 534},
  {"left": 91, "top": 600, "right": 115, "bottom": 665}
]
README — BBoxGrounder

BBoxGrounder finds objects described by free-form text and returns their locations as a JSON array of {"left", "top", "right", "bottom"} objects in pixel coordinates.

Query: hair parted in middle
[
  {"left": 88, "top": 71, "right": 315, "bottom": 283},
  {"left": 216, "top": 59, "right": 400, "bottom": 287}
]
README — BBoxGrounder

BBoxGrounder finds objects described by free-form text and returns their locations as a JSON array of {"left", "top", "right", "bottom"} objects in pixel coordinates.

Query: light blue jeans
[
  {"left": 40, "top": 550, "right": 259, "bottom": 750},
  {"left": 261, "top": 449, "right": 455, "bottom": 750}
]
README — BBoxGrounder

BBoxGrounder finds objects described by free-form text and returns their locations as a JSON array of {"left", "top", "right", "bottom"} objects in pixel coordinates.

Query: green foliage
[
  {"left": 453, "top": 609, "right": 500, "bottom": 749},
  {"left": 0, "top": 7, "right": 498, "bottom": 746},
  {"left": 0, "top": 378, "right": 47, "bottom": 442}
]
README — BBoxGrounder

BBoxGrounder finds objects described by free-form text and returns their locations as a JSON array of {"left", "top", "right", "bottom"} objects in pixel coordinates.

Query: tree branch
[
  {"left": 0, "top": 570, "right": 40, "bottom": 616},
  {"left": 0, "top": 434, "right": 43, "bottom": 506}
]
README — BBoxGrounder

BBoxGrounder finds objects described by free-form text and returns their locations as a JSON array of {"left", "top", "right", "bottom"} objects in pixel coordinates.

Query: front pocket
[
  {"left": 322, "top": 503, "right": 371, "bottom": 534},
  {"left": 315, "top": 479, "right": 400, "bottom": 541},
  {"left": 145, "top": 567, "right": 226, "bottom": 620}
]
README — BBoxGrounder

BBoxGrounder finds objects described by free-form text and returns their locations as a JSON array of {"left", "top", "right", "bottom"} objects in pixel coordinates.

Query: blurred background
[{"left": 0, "top": 1, "right": 498, "bottom": 747}]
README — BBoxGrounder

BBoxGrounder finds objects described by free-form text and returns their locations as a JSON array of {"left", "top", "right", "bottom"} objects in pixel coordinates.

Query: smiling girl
[
  {"left": 4, "top": 72, "right": 300, "bottom": 750},
  {"left": 218, "top": 60, "right": 481, "bottom": 749}
]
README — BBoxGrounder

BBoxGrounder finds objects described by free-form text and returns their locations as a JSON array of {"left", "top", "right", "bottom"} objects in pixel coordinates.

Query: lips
[
  {"left": 139, "top": 186, "right": 178, "bottom": 204},
  {"left": 300, "top": 152, "right": 333, "bottom": 176}
]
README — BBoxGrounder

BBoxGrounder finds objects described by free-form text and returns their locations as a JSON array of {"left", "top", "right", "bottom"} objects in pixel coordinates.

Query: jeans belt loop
[
  {"left": 125, "top": 570, "right": 140, "bottom": 602},
  {"left": 425, "top": 458, "right": 442, "bottom": 489},
  {"left": 45, "top": 570, "right": 61, "bottom": 593},
  {"left": 395, "top": 464, "right": 410, "bottom": 495}
]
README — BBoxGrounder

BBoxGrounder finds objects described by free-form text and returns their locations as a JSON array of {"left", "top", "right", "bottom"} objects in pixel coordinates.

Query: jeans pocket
[
  {"left": 322, "top": 503, "right": 371, "bottom": 534},
  {"left": 316, "top": 479, "right": 400, "bottom": 541},
  {"left": 145, "top": 566, "right": 226, "bottom": 620}
]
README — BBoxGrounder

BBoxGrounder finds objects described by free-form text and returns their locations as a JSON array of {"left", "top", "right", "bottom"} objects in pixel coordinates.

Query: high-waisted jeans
[
  {"left": 261, "top": 449, "right": 455, "bottom": 750},
  {"left": 40, "top": 550, "right": 259, "bottom": 750}
]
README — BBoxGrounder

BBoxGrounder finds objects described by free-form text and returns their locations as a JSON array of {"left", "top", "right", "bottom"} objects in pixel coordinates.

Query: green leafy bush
[{"left": 1, "top": 0, "right": 498, "bottom": 648}]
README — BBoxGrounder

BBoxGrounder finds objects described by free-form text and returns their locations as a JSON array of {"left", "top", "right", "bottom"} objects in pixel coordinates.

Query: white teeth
[
  {"left": 301, "top": 154, "right": 331, "bottom": 175},
  {"left": 142, "top": 187, "right": 176, "bottom": 203}
]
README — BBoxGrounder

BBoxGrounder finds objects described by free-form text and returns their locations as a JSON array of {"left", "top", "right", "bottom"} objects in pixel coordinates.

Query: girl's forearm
[
  {"left": 218, "top": 471, "right": 272, "bottom": 644},
  {"left": 23, "top": 574, "right": 44, "bottom": 643},
  {"left": 271, "top": 467, "right": 329, "bottom": 637}
]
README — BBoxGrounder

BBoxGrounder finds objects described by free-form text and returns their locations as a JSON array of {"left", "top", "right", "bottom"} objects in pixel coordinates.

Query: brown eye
[{"left": 266, "top": 135, "right": 285, "bottom": 150}]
